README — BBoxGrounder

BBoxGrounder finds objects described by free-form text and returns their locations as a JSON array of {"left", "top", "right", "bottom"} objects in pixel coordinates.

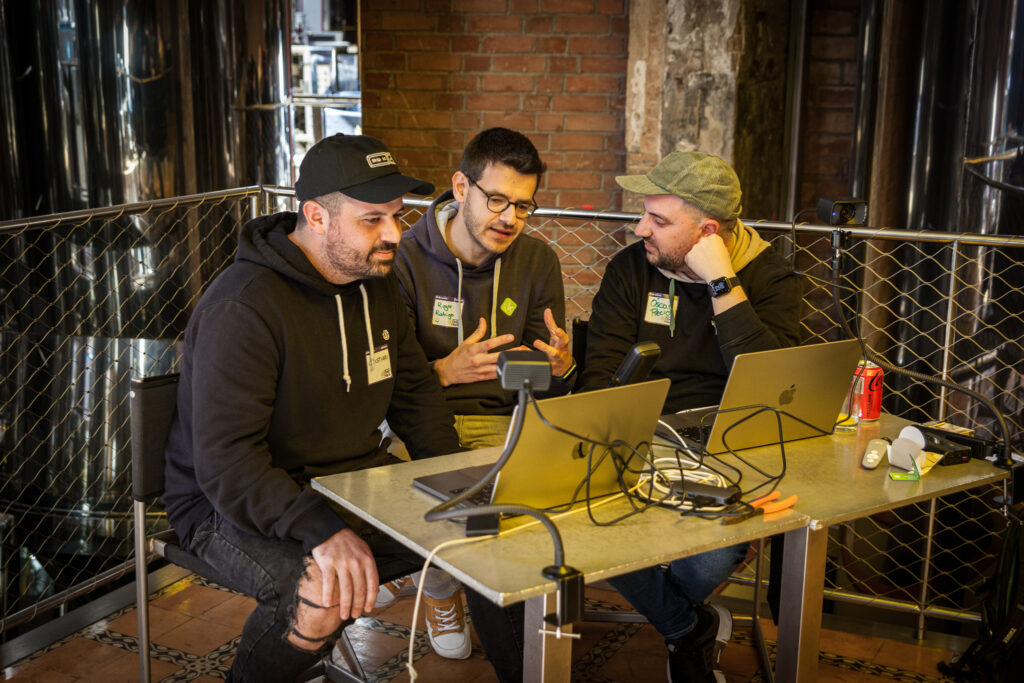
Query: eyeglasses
[{"left": 466, "top": 177, "right": 537, "bottom": 219}]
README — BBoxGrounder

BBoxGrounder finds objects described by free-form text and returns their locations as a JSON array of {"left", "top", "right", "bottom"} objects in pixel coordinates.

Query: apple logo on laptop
[{"left": 779, "top": 384, "right": 796, "bottom": 405}]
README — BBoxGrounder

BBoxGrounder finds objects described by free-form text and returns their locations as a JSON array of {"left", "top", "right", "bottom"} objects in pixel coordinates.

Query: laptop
[
  {"left": 413, "top": 378, "right": 671, "bottom": 510},
  {"left": 657, "top": 339, "right": 863, "bottom": 454}
]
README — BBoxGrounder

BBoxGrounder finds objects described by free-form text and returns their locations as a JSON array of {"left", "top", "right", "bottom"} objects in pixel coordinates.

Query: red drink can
[{"left": 856, "top": 361, "right": 884, "bottom": 421}]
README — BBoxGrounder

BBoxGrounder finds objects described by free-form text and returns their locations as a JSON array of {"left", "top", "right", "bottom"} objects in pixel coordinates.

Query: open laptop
[
  {"left": 413, "top": 378, "right": 671, "bottom": 510},
  {"left": 657, "top": 339, "right": 863, "bottom": 454}
]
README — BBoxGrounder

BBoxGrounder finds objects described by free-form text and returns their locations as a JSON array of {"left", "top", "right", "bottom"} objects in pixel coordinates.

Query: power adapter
[{"left": 670, "top": 481, "right": 741, "bottom": 507}]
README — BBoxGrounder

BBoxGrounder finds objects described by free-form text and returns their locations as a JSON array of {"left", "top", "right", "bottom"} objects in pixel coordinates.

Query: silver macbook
[
  {"left": 413, "top": 378, "right": 671, "bottom": 510},
  {"left": 658, "top": 339, "right": 863, "bottom": 454}
]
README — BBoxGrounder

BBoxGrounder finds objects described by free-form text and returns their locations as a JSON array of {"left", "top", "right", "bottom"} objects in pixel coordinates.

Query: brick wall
[
  {"left": 798, "top": 0, "right": 860, "bottom": 210},
  {"left": 360, "top": 0, "right": 629, "bottom": 212}
]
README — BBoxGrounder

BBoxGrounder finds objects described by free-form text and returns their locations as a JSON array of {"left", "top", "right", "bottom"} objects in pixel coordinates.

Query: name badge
[
  {"left": 432, "top": 296, "right": 462, "bottom": 328},
  {"left": 365, "top": 345, "right": 392, "bottom": 385},
  {"left": 644, "top": 292, "right": 678, "bottom": 326}
]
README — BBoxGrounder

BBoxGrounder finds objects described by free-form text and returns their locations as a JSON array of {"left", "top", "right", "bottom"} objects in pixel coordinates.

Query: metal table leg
[{"left": 775, "top": 521, "right": 828, "bottom": 682}]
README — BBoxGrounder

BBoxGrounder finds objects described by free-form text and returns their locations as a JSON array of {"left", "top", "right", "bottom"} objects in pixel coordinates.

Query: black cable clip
[
  {"left": 830, "top": 228, "right": 850, "bottom": 272},
  {"left": 541, "top": 564, "right": 584, "bottom": 630}
]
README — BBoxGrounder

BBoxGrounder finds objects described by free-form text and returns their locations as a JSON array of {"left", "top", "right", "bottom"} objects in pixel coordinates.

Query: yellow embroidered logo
[
  {"left": 500, "top": 298, "right": 517, "bottom": 316},
  {"left": 366, "top": 152, "right": 395, "bottom": 168}
]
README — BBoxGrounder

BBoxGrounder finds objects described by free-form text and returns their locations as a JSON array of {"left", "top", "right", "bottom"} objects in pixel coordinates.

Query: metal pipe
[
  {"left": 937, "top": 242, "right": 962, "bottom": 419},
  {"left": 915, "top": 498, "right": 939, "bottom": 640},
  {"left": 782, "top": 0, "right": 808, "bottom": 222}
]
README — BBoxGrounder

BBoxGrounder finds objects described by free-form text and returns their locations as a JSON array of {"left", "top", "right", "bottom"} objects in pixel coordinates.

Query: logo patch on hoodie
[{"left": 500, "top": 297, "right": 517, "bottom": 317}]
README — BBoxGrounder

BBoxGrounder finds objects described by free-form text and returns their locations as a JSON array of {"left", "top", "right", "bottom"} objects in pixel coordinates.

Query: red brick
[
  {"left": 567, "top": 35, "right": 625, "bottom": 54},
  {"left": 557, "top": 190, "right": 617, "bottom": 209},
  {"left": 549, "top": 56, "right": 579, "bottom": 72},
  {"left": 381, "top": 13, "right": 435, "bottom": 31},
  {"left": 494, "top": 55, "right": 548, "bottom": 72},
  {"left": 362, "top": 72, "right": 392, "bottom": 90},
  {"left": 363, "top": 52, "right": 406, "bottom": 70},
  {"left": 437, "top": 131, "right": 468, "bottom": 149},
  {"left": 450, "top": 74, "right": 478, "bottom": 90},
  {"left": 468, "top": 15, "right": 523, "bottom": 32},
  {"left": 537, "top": 113, "right": 565, "bottom": 130},
  {"left": 512, "top": 0, "right": 539, "bottom": 10},
  {"left": 608, "top": 94, "right": 626, "bottom": 112},
  {"left": 405, "top": 110, "right": 453, "bottom": 128},
  {"left": 482, "top": 111, "right": 537, "bottom": 129},
  {"left": 581, "top": 56, "right": 626, "bottom": 73},
  {"left": 435, "top": 93, "right": 464, "bottom": 109},
  {"left": 400, "top": 35, "right": 452, "bottom": 52},
  {"left": 458, "top": 0, "right": 509, "bottom": 10},
  {"left": 554, "top": 14, "right": 609, "bottom": 34},
  {"left": 411, "top": 53, "right": 462, "bottom": 71},
  {"left": 397, "top": 149, "right": 450, "bottom": 168},
  {"left": 454, "top": 111, "right": 482, "bottom": 128},
  {"left": 523, "top": 94, "right": 551, "bottom": 110},
  {"left": 804, "top": 109, "right": 854, "bottom": 134},
  {"left": 542, "top": 155, "right": 564, "bottom": 170},
  {"left": 597, "top": 0, "right": 625, "bottom": 14},
  {"left": 811, "top": 9, "right": 856, "bottom": 35},
  {"left": 562, "top": 151, "right": 618, "bottom": 170},
  {"left": 386, "top": 129, "right": 439, "bottom": 147},
  {"left": 550, "top": 132, "right": 605, "bottom": 150},
  {"left": 526, "top": 16, "right": 553, "bottom": 33},
  {"left": 466, "top": 93, "right": 510, "bottom": 110},
  {"left": 437, "top": 14, "right": 465, "bottom": 32},
  {"left": 480, "top": 74, "right": 534, "bottom": 92},
  {"left": 361, "top": 91, "right": 381, "bottom": 108},
  {"left": 452, "top": 35, "right": 479, "bottom": 51},
  {"left": 362, "top": 110, "right": 396, "bottom": 128},
  {"left": 482, "top": 35, "right": 537, "bottom": 53},
  {"left": 808, "top": 85, "right": 856, "bottom": 108},
  {"left": 809, "top": 35, "right": 858, "bottom": 61},
  {"left": 553, "top": 94, "right": 610, "bottom": 112},
  {"left": 565, "top": 75, "right": 621, "bottom": 93},
  {"left": 463, "top": 55, "right": 491, "bottom": 71},
  {"left": 538, "top": 36, "right": 568, "bottom": 53},
  {"left": 362, "top": 32, "right": 396, "bottom": 51},
  {"left": 610, "top": 16, "right": 628, "bottom": 34},
  {"left": 423, "top": 0, "right": 455, "bottom": 9},
  {"left": 372, "top": 0, "right": 422, "bottom": 9},
  {"left": 381, "top": 91, "right": 435, "bottom": 109},
  {"left": 393, "top": 74, "right": 446, "bottom": 92},
  {"left": 807, "top": 62, "right": 841, "bottom": 84},
  {"left": 536, "top": 75, "right": 565, "bottom": 92},
  {"left": 547, "top": 171, "right": 602, "bottom": 189},
  {"left": 565, "top": 113, "right": 619, "bottom": 131},
  {"left": 528, "top": 132, "right": 550, "bottom": 150},
  {"left": 538, "top": 0, "right": 594, "bottom": 11}
]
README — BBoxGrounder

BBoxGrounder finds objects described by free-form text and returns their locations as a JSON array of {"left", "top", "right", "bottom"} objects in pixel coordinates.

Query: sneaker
[
  {"left": 422, "top": 591, "right": 472, "bottom": 660},
  {"left": 374, "top": 576, "right": 412, "bottom": 609},
  {"left": 666, "top": 603, "right": 732, "bottom": 683}
]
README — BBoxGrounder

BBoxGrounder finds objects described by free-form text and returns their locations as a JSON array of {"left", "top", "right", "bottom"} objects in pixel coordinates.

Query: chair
[{"left": 130, "top": 373, "right": 366, "bottom": 683}]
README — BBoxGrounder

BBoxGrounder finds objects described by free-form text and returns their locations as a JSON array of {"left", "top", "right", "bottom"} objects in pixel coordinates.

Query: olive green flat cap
[{"left": 616, "top": 151, "right": 742, "bottom": 220}]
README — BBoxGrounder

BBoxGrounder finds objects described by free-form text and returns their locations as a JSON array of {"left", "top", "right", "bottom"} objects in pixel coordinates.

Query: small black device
[
  {"left": 708, "top": 276, "right": 741, "bottom": 298},
  {"left": 608, "top": 342, "right": 661, "bottom": 387},
  {"left": 670, "top": 481, "right": 742, "bottom": 507},
  {"left": 497, "top": 350, "right": 551, "bottom": 391},
  {"left": 817, "top": 197, "right": 868, "bottom": 226}
]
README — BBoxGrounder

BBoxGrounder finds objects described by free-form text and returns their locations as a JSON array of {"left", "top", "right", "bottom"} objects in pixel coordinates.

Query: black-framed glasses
[{"left": 466, "top": 177, "right": 537, "bottom": 219}]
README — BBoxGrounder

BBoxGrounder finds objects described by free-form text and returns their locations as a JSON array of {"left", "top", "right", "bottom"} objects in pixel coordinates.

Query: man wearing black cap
[
  {"left": 162, "top": 134, "right": 466, "bottom": 682},
  {"left": 579, "top": 151, "right": 802, "bottom": 683}
]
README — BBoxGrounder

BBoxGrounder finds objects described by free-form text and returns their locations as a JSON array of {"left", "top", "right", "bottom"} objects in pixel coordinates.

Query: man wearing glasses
[
  {"left": 391, "top": 128, "right": 573, "bottom": 680},
  {"left": 394, "top": 127, "right": 574, "bottom": 448}
]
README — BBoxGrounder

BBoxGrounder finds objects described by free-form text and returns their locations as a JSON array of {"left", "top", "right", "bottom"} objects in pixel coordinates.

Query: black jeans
[
  {"left": 464, "top": 590, "right": 526, "bottom": 683},
  {"left": 185, "top": 512, "right": 519, "bottom": 682}
]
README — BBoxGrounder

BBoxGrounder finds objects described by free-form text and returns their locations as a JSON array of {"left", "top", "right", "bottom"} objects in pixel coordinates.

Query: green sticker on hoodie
[{"left": 500, "top": 297, "right": 517, "bottom": 317}]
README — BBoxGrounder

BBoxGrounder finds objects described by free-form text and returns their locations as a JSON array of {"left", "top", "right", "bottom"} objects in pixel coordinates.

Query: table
[
  {"left": 312, "top": 415, "right": 1009, "bottom": 682},
  {"left": 312, "top": 446, "right": 809, "bottom": 681}
]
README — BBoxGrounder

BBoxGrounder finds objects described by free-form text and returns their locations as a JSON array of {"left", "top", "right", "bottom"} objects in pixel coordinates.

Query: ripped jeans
[{"left": 185, "top": 512, "right": 427, "bottom": 683}]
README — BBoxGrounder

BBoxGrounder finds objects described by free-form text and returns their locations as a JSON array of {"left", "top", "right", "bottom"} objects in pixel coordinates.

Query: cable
[
  {"left": 790, "top": 208, "right": 817, "bottom": 271},
  {"left": 826, "top": 240, "right": 1015, "bottom": 466}
]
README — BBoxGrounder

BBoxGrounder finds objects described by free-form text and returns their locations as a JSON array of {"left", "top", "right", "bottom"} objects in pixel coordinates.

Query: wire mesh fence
[{"left": 1, "top": 188, "right": 1020, "bottom": 641}]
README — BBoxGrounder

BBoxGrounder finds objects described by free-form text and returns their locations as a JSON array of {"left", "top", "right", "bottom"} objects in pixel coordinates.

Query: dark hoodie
[
  {"left": 163, "top": 212, "right": 460, "bottom": 552},
  {"left": 394, "top": 191, "right": 569, "bottom": 415}
]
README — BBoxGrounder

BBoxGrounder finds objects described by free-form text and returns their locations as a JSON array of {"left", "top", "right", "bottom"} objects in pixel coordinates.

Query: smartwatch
[{"left": 708, "top": 276, "right": 741, "bottom": 298}]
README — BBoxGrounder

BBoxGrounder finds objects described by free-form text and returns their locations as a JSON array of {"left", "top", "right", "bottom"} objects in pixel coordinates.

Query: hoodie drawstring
[
  {"left": 456, "top": 259, "right": 465, "bottom": 345},
  {"left": 490, "top": 257, "right": 501, "bottom": 338},
  {"left": 334, "top": 284, "right": 375, "bottom": 392}
]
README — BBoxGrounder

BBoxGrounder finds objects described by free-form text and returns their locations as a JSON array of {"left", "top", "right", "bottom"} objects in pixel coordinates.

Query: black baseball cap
[{"left": 294, "top": 134, "right": 434, "bottom": 203}]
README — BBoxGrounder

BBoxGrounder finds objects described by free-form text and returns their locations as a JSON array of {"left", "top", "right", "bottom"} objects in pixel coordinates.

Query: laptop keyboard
[{"left": 449, "top": 481, "right": 495, "bottom": 507}]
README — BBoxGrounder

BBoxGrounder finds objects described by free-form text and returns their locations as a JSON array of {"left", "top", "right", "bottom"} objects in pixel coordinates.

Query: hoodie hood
[
  {"left": 237, "top": 212, "right": 344, "bottom": 297},
  {"left": 657, "top": 219, "right": 770, "bottom": 283}
]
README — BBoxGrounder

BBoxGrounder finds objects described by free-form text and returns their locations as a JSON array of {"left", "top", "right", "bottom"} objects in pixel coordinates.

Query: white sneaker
[
  {"left": 374, "top": 576, "right": 412, "bottom": 609},
  {"left": 423, "top": 591, "right": 472, "bottom": 660}
]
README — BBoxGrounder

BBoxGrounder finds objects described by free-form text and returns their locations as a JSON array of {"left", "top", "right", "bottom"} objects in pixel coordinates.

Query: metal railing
[{"left": 1, "top": 187, "right": 1021, "bottom": 642}]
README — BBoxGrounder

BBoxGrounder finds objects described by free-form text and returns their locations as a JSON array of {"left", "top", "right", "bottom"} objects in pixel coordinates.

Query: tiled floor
[{"left": 2, "top": 575, "right": 963, "bottom": 682}]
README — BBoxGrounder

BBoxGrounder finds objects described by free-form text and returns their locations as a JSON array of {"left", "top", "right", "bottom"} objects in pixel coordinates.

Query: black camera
[{"left": 817, "top": 197, "right": 868, "bottom": 226}]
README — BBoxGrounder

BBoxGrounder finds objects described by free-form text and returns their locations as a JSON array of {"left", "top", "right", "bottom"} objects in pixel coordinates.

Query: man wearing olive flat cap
[
  {"left": 163, "top": 134, "right": 466, "bottom": 682},
  {"left": 578, "top": 151, "right": 801, "bottom": 683}
]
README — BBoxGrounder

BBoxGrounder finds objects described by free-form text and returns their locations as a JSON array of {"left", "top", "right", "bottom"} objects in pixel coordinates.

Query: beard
[
  {"left": 323, "top": 237, "right": 397, "bottom": 281},
  {"left": 643, "top": 239, "right": 686, "bottom": 271}
]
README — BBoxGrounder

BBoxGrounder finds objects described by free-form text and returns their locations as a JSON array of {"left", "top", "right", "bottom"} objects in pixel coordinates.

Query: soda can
[{"left": 856, "top": 361, "right": 884, "bottom": 421}]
